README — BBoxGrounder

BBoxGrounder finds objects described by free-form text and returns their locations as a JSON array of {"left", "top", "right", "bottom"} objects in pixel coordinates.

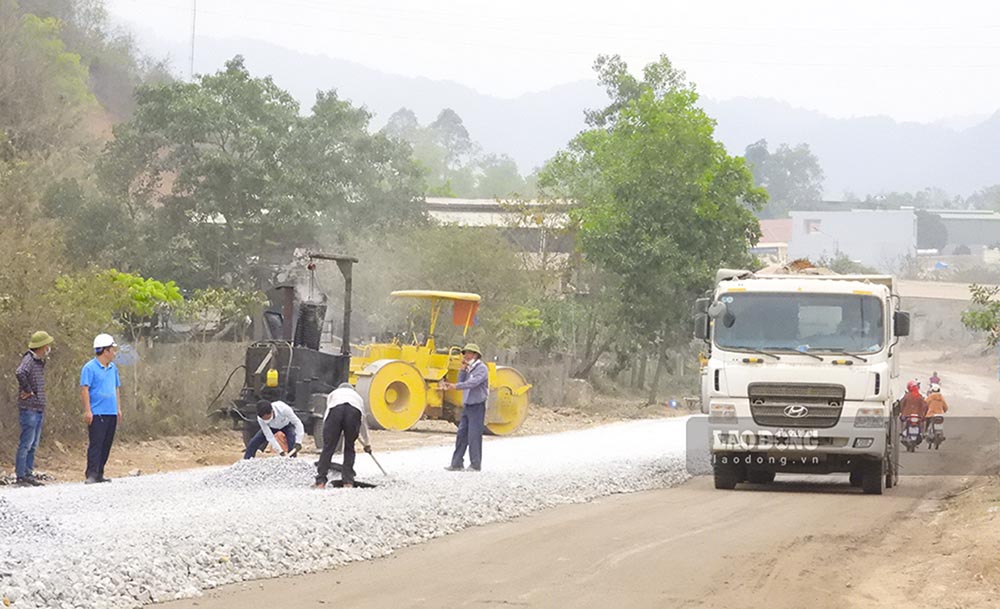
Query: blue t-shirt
[{"left": 80, "top": 358, "right": 121, "bottom": 416}]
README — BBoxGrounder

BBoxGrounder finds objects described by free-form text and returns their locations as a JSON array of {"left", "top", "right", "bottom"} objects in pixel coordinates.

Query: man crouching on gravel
[
  {"left": 243, "top": 400, "right": 304, "bottom": 459},
  {"left": 314, "top": 382, "right": 371, "bottom": 489}
]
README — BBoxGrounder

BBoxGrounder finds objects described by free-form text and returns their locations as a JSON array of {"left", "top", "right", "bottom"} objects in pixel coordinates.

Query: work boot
[
  {"left": 312, "top": 482, "right": 327, "bottom": 490},
  {"left": 342, "top": 481, "right": 354, "bottom": 488},
  {"left": 85, "top": 477, "right": 100, "bottom": 485},
  {"left": 465, "top": 466, "right": 481, "bottom": 472},
  {"left": 97, "top": 477, "right": 112, "bottom": 483},
  {"left": 25, "top": 475, "right": 44, "bottom": 486},
  {"left": 15, "top": 477, "right": 32, "bottom": 487},
  {"left": 444, "top": 465, "right": 463, "bottom": 472}
]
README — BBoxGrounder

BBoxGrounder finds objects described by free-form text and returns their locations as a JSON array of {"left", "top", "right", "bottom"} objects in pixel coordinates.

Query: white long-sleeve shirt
[
  {"left": 257, "top": 400, "right": 305, "bottom": 454},
  {"left": 325, "top": 386, "right": 371, "bottom": 446}
]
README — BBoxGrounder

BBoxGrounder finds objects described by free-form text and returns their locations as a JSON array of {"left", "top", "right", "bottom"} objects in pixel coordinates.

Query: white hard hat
[
  {"left": 93, "top": 333, "right": 118, "bottom": 349},
  {"left": 929, "top": 383, "right": 941, "bottom": 393}
]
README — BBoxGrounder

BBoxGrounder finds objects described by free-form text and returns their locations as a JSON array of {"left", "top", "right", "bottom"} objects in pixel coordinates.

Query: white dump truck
[{"left": 694, "top": 267, "right": 910, "bottom": 494}]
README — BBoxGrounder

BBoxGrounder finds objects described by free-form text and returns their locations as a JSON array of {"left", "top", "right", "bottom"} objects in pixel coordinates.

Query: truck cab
[{"left": 694, "top": 268, "right": 911, "bottom": 494}]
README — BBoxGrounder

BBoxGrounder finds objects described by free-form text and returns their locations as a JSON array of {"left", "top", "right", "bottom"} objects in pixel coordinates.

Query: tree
[
  {"left": 539, "top": 54, "right": 765, "bottom": 402},
  {"left": 101, "top": 269, "right": 183, "bottom": 341},
  {"left": 966, "top": 185, "right": 1000, "bottom": 210},
  {"left": 98, "top": 57, "right": 424, "bottom": 287},
  {"left": 179, "top": 286, "right": 267, "bottom": 341},
  {"left": 429, "top": 108, "right": 476, "bottom": 170},
  {"left": 475, "top": 153, "right": 528, "bottom": 199},
  {"left": 383, "top": 107, "right": 420, "bottom": 140},
  {"left": 961, "top": 284, "right": 1000, "bottom": 346},
  {"left": 381, "top": 106, "right": 534, "bottom": 199},
  {"left": 0, "top": 1, "right": 95, "bottom": 161},
  {"left": 916, "top": 209, "right": 948, "bottom": 250},
  {"left": 289, "top": 90, "right": 425, "bottom": 243},
  {"left": 744, "top": 139, "right": 824, "bottom": 218}
]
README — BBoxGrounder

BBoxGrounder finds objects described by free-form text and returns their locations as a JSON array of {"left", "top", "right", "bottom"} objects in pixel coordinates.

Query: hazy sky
[{"left": 107, "top": 0, "right": 1000, "bottom": 123}]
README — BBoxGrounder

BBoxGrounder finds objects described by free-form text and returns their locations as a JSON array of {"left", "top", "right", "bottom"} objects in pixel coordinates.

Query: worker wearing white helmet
[
  {"left": 80, "top": 333, "right": 121, "bottom": 484},
  {"left": 925, "top": 383, "right": 948, "bottom": 419}
]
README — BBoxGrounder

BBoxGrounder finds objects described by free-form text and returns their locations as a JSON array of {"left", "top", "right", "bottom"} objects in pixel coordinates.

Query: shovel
[{"left": 367, "top": 450, "right": 389, "bottom": 477}]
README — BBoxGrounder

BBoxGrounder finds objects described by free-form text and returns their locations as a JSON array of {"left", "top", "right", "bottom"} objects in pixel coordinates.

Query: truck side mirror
[
  {"left": 894, "top": 311, "right": 911, "bottom": 337},
  {"left": 694, "top": 313, "right": 710, "bottom": 340}
]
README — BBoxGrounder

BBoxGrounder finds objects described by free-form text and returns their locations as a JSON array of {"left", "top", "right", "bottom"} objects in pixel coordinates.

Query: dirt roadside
[
  {"left": 16, "top": 395, "right": 679, "bottom": 483},
  {"left": 845, "top": 347, "right": 1000, "bottom": 608}
]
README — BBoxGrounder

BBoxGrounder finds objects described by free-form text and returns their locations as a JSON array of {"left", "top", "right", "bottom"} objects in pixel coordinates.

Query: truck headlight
[
  {"left": 854, "top": 408, "right": 884, "bottom": 428},
  {"left": 853, "top": 438, "right": 875, "bottom": 448},
  {"left": 709, "top": 403, "right": 737, "bottom": 424}
]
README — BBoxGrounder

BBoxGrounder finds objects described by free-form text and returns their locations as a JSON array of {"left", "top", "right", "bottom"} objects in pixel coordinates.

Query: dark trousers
[
  {"left": 86, "top": 414, "right": 118, "bottom": 480},
  {"left": 315, "top": 404, "right": 361, "bottom": 484},
  {"left": 243, "top": 423, "right": 297, "bottom": 459},
  {"left": 451, "top": 401, "right": 486, "bottom": 470}
]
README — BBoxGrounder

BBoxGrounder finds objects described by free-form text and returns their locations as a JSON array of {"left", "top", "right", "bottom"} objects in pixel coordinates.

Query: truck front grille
[{"left": 748, "top": 383, "right": 845, "bottom": 428}]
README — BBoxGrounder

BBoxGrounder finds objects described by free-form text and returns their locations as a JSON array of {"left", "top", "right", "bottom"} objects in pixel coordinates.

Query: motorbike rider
[
  {"left": 924, "top": 383, "right": 948, "bottom": 432},
  {"left": 929, "top": 371, "right": 941, "bottom": 386},
  {"left": 899, "top": 379, "right": 928, "bottom": 423}
]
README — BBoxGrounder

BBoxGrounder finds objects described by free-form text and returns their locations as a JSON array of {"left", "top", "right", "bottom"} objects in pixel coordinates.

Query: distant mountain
[{"left": 145, "top": 36, "right": 1000, "bottom": 196}]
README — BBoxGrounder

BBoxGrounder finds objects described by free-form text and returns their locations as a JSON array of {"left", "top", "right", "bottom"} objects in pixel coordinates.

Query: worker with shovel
[{"left": 314, "top": 382, "right": 372, "bottom": 489}]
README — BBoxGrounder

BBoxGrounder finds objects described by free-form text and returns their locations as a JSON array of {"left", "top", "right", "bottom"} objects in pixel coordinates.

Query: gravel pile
[
  {"left": 0, "top": 498, "right": 56, "bottom": 538},
  {"left": 0, "top": 417, "right": 691, "bottom": 609},
  {"left": 202, "top": 457, "right": 318, "bottom": 488}
]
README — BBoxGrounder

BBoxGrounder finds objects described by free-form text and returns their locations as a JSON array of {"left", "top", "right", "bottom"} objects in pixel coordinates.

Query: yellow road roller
[{"left": 349, "top": 290, "right": 532, "bottom": 435}]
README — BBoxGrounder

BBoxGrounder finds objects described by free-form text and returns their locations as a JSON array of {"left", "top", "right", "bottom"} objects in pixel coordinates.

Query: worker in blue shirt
[
  {"left": 80, "top": 333, "right": 121, "bottom": 484},
  {"left": 441, "top": 343, "right": 489, "bottom": 472}
]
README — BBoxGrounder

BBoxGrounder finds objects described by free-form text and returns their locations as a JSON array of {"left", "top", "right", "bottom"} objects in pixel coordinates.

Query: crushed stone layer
[{"left": 0, "top": 418, "right": 690, "bottom": 609}]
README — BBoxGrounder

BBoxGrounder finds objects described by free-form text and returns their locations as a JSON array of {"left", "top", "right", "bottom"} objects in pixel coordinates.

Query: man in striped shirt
[{"left": 14, "top": 331, "right": 54, "bottom": 487}]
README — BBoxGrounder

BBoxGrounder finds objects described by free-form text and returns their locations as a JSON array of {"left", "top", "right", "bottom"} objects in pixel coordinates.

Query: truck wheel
[
  {"left": 746, "top": 470, "right": 775, "bottom": 484},
  {"left": 849, "top": 470, "right": 863, "bottom": 487},
  {"left": 861, "top": 459, "right": 885, "bottom": 495},
  {"left": 713, "top": 461, "right": 739, "bottom": 490}
]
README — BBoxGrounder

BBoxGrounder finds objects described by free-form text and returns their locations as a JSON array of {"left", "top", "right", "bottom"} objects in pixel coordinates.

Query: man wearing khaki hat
[
  {"left": 441, "top": 343, "right": 489, "bottom": 472},
  {"left": 14, "top": 331, "right": 54, "bottom": 486}
]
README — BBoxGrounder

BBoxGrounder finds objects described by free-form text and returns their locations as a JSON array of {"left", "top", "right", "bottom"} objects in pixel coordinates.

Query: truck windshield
[{"left": 713, "top": 292, "right": 885, "bottom": 353}]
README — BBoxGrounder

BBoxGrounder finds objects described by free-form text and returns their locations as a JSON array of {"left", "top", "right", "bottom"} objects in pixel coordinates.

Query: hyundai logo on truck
[{"left": 783, "top": 405, "right": 810, "bottom": 418}]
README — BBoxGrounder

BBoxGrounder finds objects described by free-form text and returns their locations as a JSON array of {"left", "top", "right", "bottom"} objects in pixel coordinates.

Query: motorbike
[
  {"left": 925, "top": 415, "right": 945, "bottom": 450},
  {"left": 901, "top": 414, "right": 923, "bottom": 452}
]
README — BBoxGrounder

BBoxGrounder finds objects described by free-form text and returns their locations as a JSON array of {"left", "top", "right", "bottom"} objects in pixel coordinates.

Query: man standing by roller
[{"left": 441, "top": 343, "right": 489, "bottom": 472}]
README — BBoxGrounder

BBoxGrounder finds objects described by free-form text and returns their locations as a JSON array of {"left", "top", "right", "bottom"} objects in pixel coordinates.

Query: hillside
[{"left": 145, "top": 35, "right": 1000, "bottom": 196}]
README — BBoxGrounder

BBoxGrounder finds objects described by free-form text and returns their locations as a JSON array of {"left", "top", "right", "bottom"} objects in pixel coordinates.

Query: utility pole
[{"left": 189, "top": 0, "right": 197, "bottom": 81}]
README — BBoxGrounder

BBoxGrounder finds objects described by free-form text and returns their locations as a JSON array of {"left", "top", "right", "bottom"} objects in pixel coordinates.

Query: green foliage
[
  {"left": 383, "top": 107, "right": 533, "bottom": 199},
  {"left": 18, "top": 0, "right": 171, "bottom": 117},
  {"left": 961, "top": 284, "right": 1000, "bottom": 346},
  {"left": 540, "top": 54, "right": 765, "bottom": 347},
  {"left": 102, "top": 269, "right": 182, "bottom": 317},
  {"left": 744, "top": 139, "right": 824, "bottom": 218},
  {"left": 816, "top": 253, "right": 878, "bottom": 275},
  {"left": 179, "top": 286, "right": 268, "bottom": 341},
  {"left": 0, "top": 0, "right": 95, "bottom": 160},
  {"left": 97, "top": 57, "right": 425, "bottom": 287}
]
